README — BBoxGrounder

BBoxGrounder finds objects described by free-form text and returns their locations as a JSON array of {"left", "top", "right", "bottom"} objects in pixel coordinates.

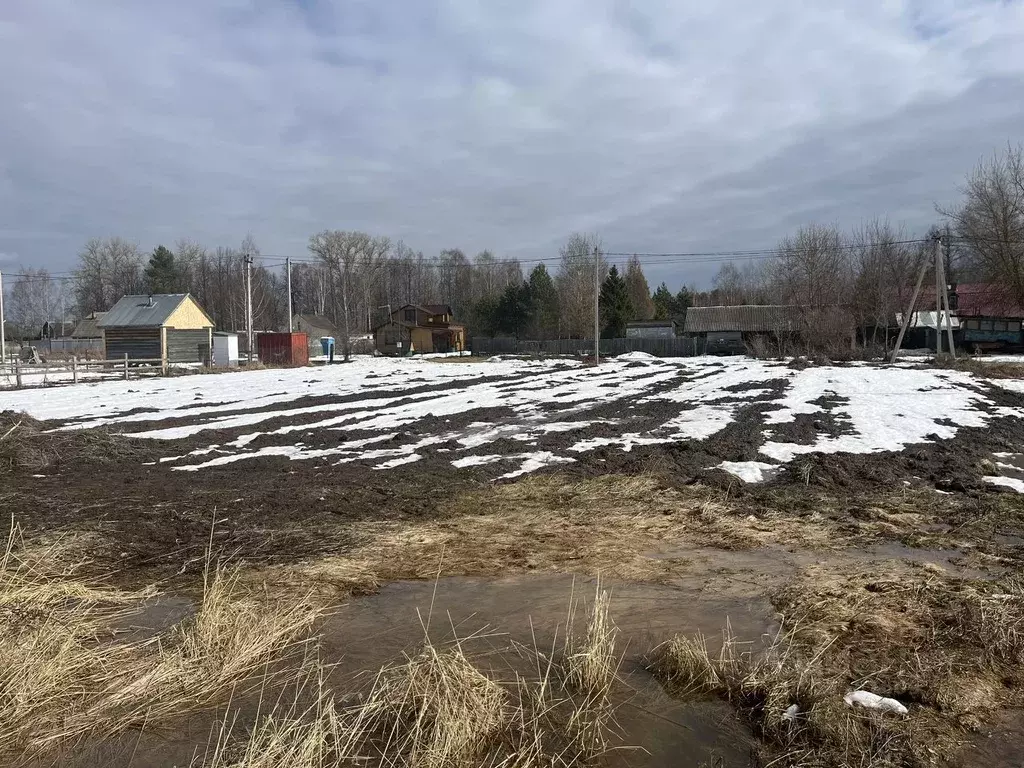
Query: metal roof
[
  {"left": 97, "top": 294, "right": 193, "bottom": 328},
  {"left": 683, "top": 305, "right": 853, "bottom": 333},
  {"left": 684, "top": 305, "right": 798, "bottom": 333},
  {"left": 71, "top": 312, "right": 106, "bottom": 338},
  {"left": 626, "top": 320, "right": 676, "bottom": 328},
  {"left": 294, "top": 314, "right": 340, "bottom": 336}
]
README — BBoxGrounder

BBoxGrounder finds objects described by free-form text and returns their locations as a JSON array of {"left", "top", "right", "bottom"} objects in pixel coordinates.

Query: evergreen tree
[
  {"left": 623, "top": 256, "right": 654, "bottom": 320},
  {"left": 674, "top": 287, "right": 693, "bottom": 320},
  {"left": 495, "top": 281, "right": 533, "bottom": 339},
  {"left": 527, "top": 264, "right": 559, "bottom": 338},
  {"left": 144, "top": 245, "right": 179, "bottom": 294},
  {"left": 469, "top": 295, "right": 501, "bottom": 337},
  {"left": 652, "top": 282, "right": 675, "bottom": 320},
  {"left": 599, "top": 265, "right": 633, "bottom": 338}
]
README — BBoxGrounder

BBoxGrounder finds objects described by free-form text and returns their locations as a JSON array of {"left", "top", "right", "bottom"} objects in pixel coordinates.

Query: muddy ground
[{"left": 3, "top": 363, "right": 1024, "bottom": 767}]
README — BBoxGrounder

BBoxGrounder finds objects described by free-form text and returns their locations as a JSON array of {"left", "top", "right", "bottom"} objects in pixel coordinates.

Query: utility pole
[
  {"left": 940, "top": 233, "right": 956, "bottom": 358},
  {"left": 593, "top": 245, "right": 600, "bottom": 365},
  {"left": 933, "top": 235, "right": 943, "bottom": 356},
  {"left": 0, "top": 270, "right": 6, "bottom": 370},
  {"left": 890, "top": 260, "right": 929, "bottom": 364},
  {"left": 244, "top": 252, "right": 254, "bottom": 364},
  {"left": 286, "top": 257, "right": 293, "bottom": 332}
]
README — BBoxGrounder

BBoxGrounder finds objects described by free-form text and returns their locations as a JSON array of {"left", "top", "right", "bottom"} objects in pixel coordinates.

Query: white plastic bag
[{"left": 843, "top": 690, "right": 908, "bottom": 715}]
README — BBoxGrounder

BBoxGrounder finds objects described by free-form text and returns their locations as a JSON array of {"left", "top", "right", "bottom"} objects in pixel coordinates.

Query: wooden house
[
  {"left": 97, "top": 294, "right": 214, "bottom": 363},
  {"left": 373, "top": 304, "right": 466, "bottom": 355}
]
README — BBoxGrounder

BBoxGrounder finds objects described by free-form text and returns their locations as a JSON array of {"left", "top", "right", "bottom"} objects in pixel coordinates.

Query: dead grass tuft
[
  {"left": 0, "top": 410, "right": 149, "bottom": 472},
  {"left": 196, "top": 585, "right": 623, "bottom": 768},
  {"left": 0, "top": 523, "right": 322, "bottom": 763},
  {"left": 650, "top": 565, "right": 1024, "bottom": 766}
]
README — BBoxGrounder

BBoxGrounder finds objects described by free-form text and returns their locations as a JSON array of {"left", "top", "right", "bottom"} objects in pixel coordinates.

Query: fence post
[
  {"left": 124, "top": 353, "right": 129, "bottom": 381},
  {"left": 14, "top": 359, "right": 21, "bottom": 388},
  {"left": 72, "top": 355, "right": 78, "bottom": 384}
]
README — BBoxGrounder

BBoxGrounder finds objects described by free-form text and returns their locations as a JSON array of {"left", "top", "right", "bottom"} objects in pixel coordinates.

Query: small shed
[
  {"left": 626, "top": 320, "right": 677, "bottom": 339},
  {"left": 212, "top": 332, "right": 240, "bottom": 367},
  {"left": 98, "top": 294, "right": 214, "bottom": 363},
  {"left": 71, "top": 312, "right": 106, "bottom": 339},
  {"left": 293, "top": 314, "right": 340, "bottom": 356},
  {"left": 257, "top": 332, "right": 309, "bottom": 366}
]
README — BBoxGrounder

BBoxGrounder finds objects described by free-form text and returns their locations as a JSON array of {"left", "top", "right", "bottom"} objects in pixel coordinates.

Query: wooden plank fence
[
  {"left": 0, "top": 356, "right": 168, "bottom": 390},
  {"left": 471, "top": 336, "right": 707, "bottom": 357}
]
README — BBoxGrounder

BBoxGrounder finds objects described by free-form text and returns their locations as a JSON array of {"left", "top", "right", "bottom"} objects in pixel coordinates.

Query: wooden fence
[
  {"left": 470, "top": 336, "right": 707, "bottom": 357},
  {"left": 0, "top": 355, "right": 167, "bottom": 390}
]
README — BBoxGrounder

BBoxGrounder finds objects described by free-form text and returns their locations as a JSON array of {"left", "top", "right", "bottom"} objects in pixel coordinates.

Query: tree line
[{"left": 4, "top": 142, "right": 1024, "bottom": 343}]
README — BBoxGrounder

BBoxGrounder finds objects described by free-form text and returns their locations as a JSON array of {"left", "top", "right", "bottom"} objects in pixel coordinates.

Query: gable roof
[
  {"left": 98, "top": 294, "right": 210, "bottom": 328},
  {"left": 294, "top": 314, "right": 340, "bottom": 336},
  {"left": 954, "top": 283, "right": 1024, "bottom": 318},
  {"left": 421, "top": 304, "right": 453, "bottom": 316},
  {"left": 684, "top": 305, "right": 853, "bottom": 333},
  {"left": 626, "top": 320, "right": 676, "bottom": 328},
  {"left": 71, "top": 312, "right": 106, "bottom": 338}
]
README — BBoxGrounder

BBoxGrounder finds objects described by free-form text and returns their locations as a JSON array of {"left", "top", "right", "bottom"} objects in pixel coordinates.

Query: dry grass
[
  {"left": 0, "top": 410, "right": 148, "bottom": 471},
  {"left": 0, "top": 525, "right": 322, "bottom": 765},
  {"left": 930, "top": 356, "right": 1024, "bottom": 380},
  {"left": 195, "top": 585, "right": 623, "bottom": 768},
  {"left": 649, "top": 565, "right": 1024, "bottom": 766}
]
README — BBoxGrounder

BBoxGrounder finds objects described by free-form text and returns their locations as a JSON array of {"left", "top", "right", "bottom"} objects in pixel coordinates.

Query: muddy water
[
  {"left": 318, "top": 574, "right": 771, "bottom": 768},
  {"left": 67, "top": 574, "right": 770, "bottom": 768}
]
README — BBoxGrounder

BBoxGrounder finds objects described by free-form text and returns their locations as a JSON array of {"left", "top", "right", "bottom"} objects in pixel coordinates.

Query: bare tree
[
  {"left": 941, "top": 144, "right": 1024, "bottom": 305},
  {"left": 771, "top": 224, "right": 852, "bottom": 307},
  {"left": 8, "top": 268, "right": 56, "bottom": 335},
  {"left": 556, "top": 233, "right": 605, "bottom": 338},
  {"left": 73, "top": 237, "right": 143, "bottom": 315}
]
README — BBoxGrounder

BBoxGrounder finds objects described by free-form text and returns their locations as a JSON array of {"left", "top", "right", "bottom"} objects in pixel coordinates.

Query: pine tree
[
  {"left": 623, "top": 256, "right": 654, "bottom": 320},
  {"left": 599, "top": 265, "right": 633, "bottom": 338},
  {"left": 527, "top": 264, "right": 559, "bottom": 338},
  {"left": 495, "top": 281, "right": 533, "bottom": 339},
  {"left": 652, "top": 282, "right": 675, "bottom": 320},
  {"left": 144, "top": 245, "right": 179, "bottom": 294}
]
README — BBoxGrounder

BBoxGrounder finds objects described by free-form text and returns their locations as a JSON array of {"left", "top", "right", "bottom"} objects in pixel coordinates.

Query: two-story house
[{"left": 373, "top": 304, "right": 466, "bottom": 355}]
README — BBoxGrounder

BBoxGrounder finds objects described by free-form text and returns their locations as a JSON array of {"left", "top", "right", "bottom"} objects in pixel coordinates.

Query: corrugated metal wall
[
  {"left": 167, "top": 329, "right": 211, "bottom": 363},
  {"left": 103, "top": 328, "right": 161, "bottom": 360}
]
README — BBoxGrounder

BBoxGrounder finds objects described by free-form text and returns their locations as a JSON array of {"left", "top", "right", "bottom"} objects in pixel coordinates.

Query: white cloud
[{"left": 1, "top": 0, "right": 1023, "bottom": 285}]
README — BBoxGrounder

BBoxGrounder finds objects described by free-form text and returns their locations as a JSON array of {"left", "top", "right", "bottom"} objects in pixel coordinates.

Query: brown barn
[{"left": 373, "top": 304, "right": 466, "bottom": 355}]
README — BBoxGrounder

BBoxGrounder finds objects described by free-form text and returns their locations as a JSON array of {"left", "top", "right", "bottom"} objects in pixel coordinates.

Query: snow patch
[{"left": 716, "top": 461, "right": 777, "bottom": 483}]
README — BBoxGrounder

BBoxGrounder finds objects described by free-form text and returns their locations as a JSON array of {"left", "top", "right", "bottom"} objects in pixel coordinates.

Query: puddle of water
[
  {"left": 65, "top": 574, "right": 766, "bottom": 768},
  {"left": 318, "top": 574, "right": 769, "bottom": 768}
]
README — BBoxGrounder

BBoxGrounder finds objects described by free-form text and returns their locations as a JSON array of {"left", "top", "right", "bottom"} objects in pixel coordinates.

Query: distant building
[
  {"left": 293, "top": 314, "right": 342, "bottom": 356},
  {"left": 373, "top": 304, "right": 466, "bottom": 355},
  {"left": 71, "top": 312, "right": 106, "bottom": 339},
  {"left": 684, "top": 305, "right": 854, "bottom": 354},
  {"left": 953, "top": 283, "right": 1024, "bottom": 352},
  {"left": 625, "top": 320, "right": 677, "bottom": 339},
  {"left": 98, "top": 294, "right": 214, "bottom": 363}
]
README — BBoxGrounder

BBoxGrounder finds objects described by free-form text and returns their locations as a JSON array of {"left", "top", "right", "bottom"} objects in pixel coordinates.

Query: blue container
[{"left": 320, "top": 337, "right": 335, "bottom": 356}]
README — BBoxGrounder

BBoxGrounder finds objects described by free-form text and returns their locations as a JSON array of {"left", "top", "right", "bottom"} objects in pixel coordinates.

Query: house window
[
  {"left": 965, "top": 319, "right": 980, "bottom": 330},
  {"left": 1010, "top": 321, "right": 1022, "bottom": 333},
  {"left": 404, "top": 309, "right": 416, "bottom": 323},
  {"left": 994, "top": 321, "right": 1009, "bottom": 332},
  {"left": 980, "top": 320, "right": 994, "bottom": 331}
]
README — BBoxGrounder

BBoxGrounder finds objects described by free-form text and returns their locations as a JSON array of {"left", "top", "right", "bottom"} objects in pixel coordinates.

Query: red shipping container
[{"left": 257, "top": 332, "right": 309, "bottom": 366}]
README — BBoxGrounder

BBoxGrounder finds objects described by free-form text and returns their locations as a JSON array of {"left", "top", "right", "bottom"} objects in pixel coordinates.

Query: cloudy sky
[{"left": 2, "top": 0, "right": 1024, "bottom": 286}]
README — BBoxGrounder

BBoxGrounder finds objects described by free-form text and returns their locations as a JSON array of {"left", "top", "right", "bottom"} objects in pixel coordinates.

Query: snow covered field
[{"left": 3, "top": 354, "right": 1022, "bottom": 484}]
